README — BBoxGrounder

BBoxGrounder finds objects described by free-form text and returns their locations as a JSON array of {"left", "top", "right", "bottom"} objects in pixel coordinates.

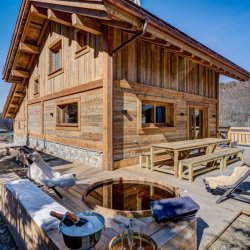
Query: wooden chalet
[{"left": 2, "top": 0, "right": 250, "bottom": 171}]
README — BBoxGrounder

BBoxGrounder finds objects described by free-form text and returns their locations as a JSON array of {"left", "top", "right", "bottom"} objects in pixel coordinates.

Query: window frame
[
  {"left": 55, "top": 98, "right": 81, "bottom": 131},
  {"left": 75, "top": 30, "right": 90, "bottom": 59},
  {"left": 138, "top": 98, "right": 176, "bottom": 134},
  {"left": 48, "top": 38, "right": 64, "bottom": 78},
  {"left": 33, "top": 76, "right": 40, "bottom": 97}
]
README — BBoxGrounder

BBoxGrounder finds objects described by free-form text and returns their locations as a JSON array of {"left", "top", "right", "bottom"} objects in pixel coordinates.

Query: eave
[{"left": 104, "top": 0, "right": 250, "bottom": 81}]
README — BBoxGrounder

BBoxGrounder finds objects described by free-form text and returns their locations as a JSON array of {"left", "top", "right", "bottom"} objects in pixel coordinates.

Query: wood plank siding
[
  {"left": 112, "top": 29, "right": 219, "bottom": 168},
  {"left": 14, "top": 22, "right": 105, "bottom": 153},
  {"left": 12, "top": 23, "right": 219, "bottom": 170},
  {"left": 113, "top": 30, "right": 218, "bottom": 98}
]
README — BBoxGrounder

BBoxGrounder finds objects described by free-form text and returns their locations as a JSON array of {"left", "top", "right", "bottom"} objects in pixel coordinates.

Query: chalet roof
[{"left": 2, "top": 0, "right": 250, "bottom": 118}]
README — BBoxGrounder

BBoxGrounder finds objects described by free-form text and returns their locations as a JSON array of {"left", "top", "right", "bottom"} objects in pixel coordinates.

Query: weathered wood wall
[
  {"left": 113, "top": 30, "right": 218, "bottom": 99},
  {"left": 113, "top": 80, "right": 218, "bottom": 166},
  {"left": 13, "top": 24, "right": 220, "bottom": 169},
  {"left": 43, "top": 89, "right": 103, "bottom": 151},
  {"left": 14, "top": 96, "right": 27, "bottom": 137},
  {"left": 28, "top": 22, "right": 103, "bottom": 99},
  {"left": 20, "top": 22, "right": 104, "bottom": 152},
  {"left": 112, "top": 29, "right": 219, "bottom": 167}
]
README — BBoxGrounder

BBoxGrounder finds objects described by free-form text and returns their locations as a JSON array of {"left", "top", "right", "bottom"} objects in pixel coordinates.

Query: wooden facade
[{"left": 2, "top": 0, "right": 250, "bottom": 170}]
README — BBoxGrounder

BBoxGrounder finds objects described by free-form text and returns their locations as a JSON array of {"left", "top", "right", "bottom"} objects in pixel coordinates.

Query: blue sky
[{"left": 0, "top": 0, "right": 250, "bottom": 112}]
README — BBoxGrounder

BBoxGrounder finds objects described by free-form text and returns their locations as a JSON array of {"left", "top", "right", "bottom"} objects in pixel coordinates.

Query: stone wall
[
  {"left": 14, "top": 134, "right": 27, "bottom": 145},
  {"left": 14, "top": 135, "right": 103, "bottom": 168}
]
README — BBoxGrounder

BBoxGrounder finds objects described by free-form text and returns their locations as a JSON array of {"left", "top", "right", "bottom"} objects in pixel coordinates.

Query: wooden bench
[
  {"left": 179, "top": 148, "right": 244, "bottom": 183},
  {"left": 139, "top": 149, "right": 166, "bottom": 169},
  {"left": 179, "top": 153, "right": 223, "bottom": 183},
  {"left": 216, "top": 147, "right": 244, "bottom": 170}
]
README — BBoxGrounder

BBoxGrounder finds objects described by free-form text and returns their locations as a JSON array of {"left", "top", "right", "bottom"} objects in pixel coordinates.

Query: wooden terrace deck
[{"left": 44, "top": 146, "right": 250, "bottom": 250}]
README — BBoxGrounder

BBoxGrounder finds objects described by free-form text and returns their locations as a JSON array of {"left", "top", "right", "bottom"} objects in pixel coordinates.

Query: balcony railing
[{"left": 228, "top": 127, "right": 250, "bottom": 146}]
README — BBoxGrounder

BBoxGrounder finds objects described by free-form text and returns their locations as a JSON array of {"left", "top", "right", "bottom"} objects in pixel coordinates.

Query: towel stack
[{"left": 150, "top": 196, "right": 200, "bottom": 223}]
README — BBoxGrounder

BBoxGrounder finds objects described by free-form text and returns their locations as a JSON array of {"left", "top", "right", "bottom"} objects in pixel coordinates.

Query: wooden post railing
[{"left": 228, "top": 127, "right": 250, "bottom": 146}]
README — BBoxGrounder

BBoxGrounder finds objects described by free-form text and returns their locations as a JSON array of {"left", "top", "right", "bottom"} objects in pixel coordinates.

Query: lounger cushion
[
  {"left": 27, "top": 152, "right": 76, "bottom": 188},
  {"left": 150, "top": 196, "right": 200, "bottom": 223},
  {"left": 205, "top": 165, "right": 249, "bottom": 190},
  {"left": 243, "top": 157, "right": 250, "bottom": 167},
  {"left": 5, "top": 179, "right": 68, "bottom": 231}
]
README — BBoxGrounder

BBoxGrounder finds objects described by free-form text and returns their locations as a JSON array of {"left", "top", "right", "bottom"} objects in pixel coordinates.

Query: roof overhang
[{"left": 2, "top": 0, "right": 250, "bottom": 118}]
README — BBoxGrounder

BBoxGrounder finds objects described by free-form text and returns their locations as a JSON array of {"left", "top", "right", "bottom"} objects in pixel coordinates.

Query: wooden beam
[
  {"left": 9, "top": 104, "right": 19, "bottom": 109},
  {"left": 37, "top": 19, "right": 49, "bottom": 46},
  {"left": 11, "top": 70, "right": 30, "bottom": 78},
  {"left": 8, "top": 76, "right": 23, "bottom": 84},
  {"left": 103, "top": 4, "right": 247, "bottom": 80},
  {"left": 19, "top": 42, "right": 40, "bottom": 54},
  {"left": 32, "top": 2, "right": 110, "bottom": 20},
  {"left": 101, "top": 19, "right": 134, "bottom": 30},
  {"left": 30, "top": 5, "right": 47, "bottom": 19},
  {"left": 103, "top": 26, "right": 113, "bottom": 171},
  {"left": 140, "top": 37, "right": 170, "bottom": 47},
  {"left": 6, "top": 113, "right": 15, "bottom": 118},
  {"left": 48, "top": 9, "right": 72, "bottom": 26},
  {"left": 72, "top": 14, "right": 102, "bottom": 36},
  {"left": 104, "top": 3, "right": 142, "bottom": 28},
  {"left": 27, "top": 79, "right": 103, "bottom": 105},
  {"left": 14, "top": 92, "right": 25, "bottom": 98},
  {"left": 31, "top": 0, "right": 107, "bottom": 12}
]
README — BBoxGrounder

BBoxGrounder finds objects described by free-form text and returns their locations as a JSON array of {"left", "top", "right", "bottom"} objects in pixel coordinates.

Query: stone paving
[
  {"left": 0, "top": 215, "right": 17, "bottom": 250},
  {"left": 208, "top": 214, "right": 250, "bottom": 250}
]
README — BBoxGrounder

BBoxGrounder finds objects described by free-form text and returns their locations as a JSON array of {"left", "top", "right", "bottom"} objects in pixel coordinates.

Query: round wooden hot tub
[{"left": 82, "top": 177, "right": 180, "bottom": 218}]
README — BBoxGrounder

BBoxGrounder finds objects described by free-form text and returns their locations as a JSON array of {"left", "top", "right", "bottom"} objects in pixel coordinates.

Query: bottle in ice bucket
[
  {"left": 66, "top": 212, "right": 88, "bottom": 226},
  {"left": 50, "top": 211, "right": 87, "bottom": 227},
  {"left": 50, "top": 211, "right": 75, "bottom": 226}
]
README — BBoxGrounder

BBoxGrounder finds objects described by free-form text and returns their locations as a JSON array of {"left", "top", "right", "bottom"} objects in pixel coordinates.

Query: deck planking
[
  {"left": 46, "top": 146, "right": 250, "bottom": 249},
  {"left": 1, "top": 144, "right": 249, "bottom": 249}
]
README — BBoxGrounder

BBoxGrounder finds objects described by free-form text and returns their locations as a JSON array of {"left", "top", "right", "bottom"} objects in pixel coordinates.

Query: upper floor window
[
  {"left": 75, "top": 30, "right": 90, "bottom": 58},
  {"left": 33, "top": 77, "right": 40, "bottom": 97},
  {"left": 49, "top": 38, "right": 62, "bottom": 76}
]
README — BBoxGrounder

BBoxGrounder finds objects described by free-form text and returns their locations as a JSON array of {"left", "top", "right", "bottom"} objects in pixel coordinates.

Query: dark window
[
  {"left": 156, "top": 106, "right": 166, "bottom": 123},
  {"left": 33, "top": 78, "right": 39, "bottom": 96},
  {"left": 142, "top": 104, "right": 154, "bottom": 124},
  {"left": 49, "top": 40, "right": 62, "bottom": 74},
  {"left": 57, "top": 102, "right": 78, "bottom": 126},
  {"left": 76, "top": 30, "right": 89, "bottom": 54},
  {"left": 141, "top": 102, "right": 175, "bottom": 127}
]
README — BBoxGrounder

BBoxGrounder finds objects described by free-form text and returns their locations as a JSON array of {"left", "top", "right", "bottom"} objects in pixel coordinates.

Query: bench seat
[
  {"left": 179, "top": 148, "right": 244, "bottom": 183},
  {"left": 139, "top": 149, "right": 166, "bottom": 169},
  {"left": 216, "top": 148, "right": 244, "bottom": 170}
]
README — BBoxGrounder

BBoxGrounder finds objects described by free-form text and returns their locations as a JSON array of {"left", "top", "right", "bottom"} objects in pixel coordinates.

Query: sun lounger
[
  {"left": 203, "top": 165, "right": 250, "bottom": 204},
  {"left": 27, "top": 151, "right": 76, "bottom": 199}
]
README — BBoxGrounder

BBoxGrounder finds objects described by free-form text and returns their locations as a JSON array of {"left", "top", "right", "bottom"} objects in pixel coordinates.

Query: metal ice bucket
[{"left": 59, "top": 212, "right": 105, "bottom": 250}]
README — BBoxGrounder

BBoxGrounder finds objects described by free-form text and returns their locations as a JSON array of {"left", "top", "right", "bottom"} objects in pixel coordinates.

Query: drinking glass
[
  {"left": 118, "top": 223, "right": 125, "bottom": 250},
  {"left": 128, "top": 219, "right": 135, "bottom": 250},
  {"left": 137, "top": 222, "right": 144, "bottom": 250}
]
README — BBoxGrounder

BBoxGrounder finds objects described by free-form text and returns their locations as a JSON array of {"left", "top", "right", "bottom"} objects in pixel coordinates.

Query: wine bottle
[
  {"left": 50, "top": 211, "right": 75, "bottom": 226},
  {"left": 66, "top": 212, "right": 88, "bottom": 227}
]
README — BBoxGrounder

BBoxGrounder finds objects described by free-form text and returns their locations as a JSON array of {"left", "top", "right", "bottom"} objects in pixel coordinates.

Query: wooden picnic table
[{"left": 150, "top": 138, "right": 232, "bottom": 177}]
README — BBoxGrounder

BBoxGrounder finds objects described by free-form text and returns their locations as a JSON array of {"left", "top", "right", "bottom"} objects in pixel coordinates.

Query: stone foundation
[
  {"left": 14, "top": 135, "right": 103, "bottom": 168},
  {"left": 14, "top": 135, "right": 27, "bottom": 145}
]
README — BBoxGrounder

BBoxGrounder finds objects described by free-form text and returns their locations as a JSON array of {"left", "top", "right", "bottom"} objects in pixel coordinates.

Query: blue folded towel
[{"left": 150, "top": 196, "right": 200, "bottom": 223}]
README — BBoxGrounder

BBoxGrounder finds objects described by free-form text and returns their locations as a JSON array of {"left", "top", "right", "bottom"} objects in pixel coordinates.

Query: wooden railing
[{"left": 228, "top": 127, "right": 250, "bottom": 146}]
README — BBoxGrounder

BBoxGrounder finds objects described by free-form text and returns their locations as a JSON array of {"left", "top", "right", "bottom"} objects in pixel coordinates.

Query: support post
[{"left": 102, "top": 26, "right": 113, "bottom": 171}]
